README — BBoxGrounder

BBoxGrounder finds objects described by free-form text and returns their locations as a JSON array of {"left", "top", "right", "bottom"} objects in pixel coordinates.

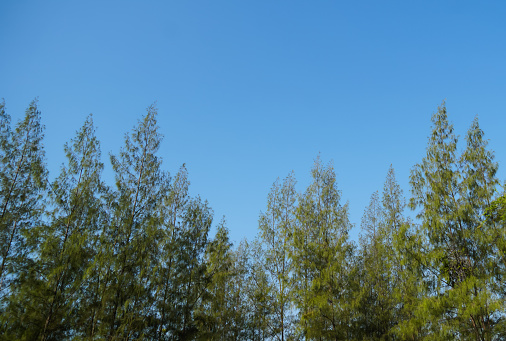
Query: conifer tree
[
  {"left": 357, "top": 190, "right": 397, "bottom": 339},
  {"left": 458, "top": 116, "right": 502, "bottom": 339},
  {"left": 258, "top": 173, "right": 297, "bottom": 341},
  {"left": 170, "top": 196, "right": 213, "bottom": 340},
  {"left": 291, "top": 156, "right": 353, "bottom": 340},
  {"left": 409, "top": 103, "right": 501, "bottom": 339},
  {"left": 246, "top": 239, "right": 275, "bottom": 341},
  {"left": 355, "top": 167, "right": 414, "bottom": 340},
  {"left": 151, "top": 165, "right": 190, "bottom": 340},
  {"left": 196, "top": 218, "right": 236, "bottom": 340},
  {"left": 9, "top": 115, "right": 105, "bottom": 340},
  {"left": 96, "top": 104, "right": 170, "bottom": 339},
  {"left": 146, "top": 162, "right": 213, "bottom": 340},
  {"left": 0, "top": 100, "right": 46, "bottom": 296},
  {"left": 0, "top": 100, "right": 47, "bottom": 339},
  {"left": 230, "top": 240, "right": 255, "bottom": 340},
  {"left": 380, "top": 166, "right": 426, "bottom": 340}
]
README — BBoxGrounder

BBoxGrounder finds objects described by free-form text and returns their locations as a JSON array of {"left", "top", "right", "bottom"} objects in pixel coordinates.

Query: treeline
[{"left": 0, "top": 99, "right": 505, "bottom": 340}]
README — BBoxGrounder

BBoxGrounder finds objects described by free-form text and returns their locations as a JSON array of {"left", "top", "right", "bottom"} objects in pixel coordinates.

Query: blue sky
[{"left": 1, "top": 1, "right": 505, "bottom": 244}]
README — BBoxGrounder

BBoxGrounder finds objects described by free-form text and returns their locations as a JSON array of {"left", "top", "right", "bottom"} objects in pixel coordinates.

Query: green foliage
[
  {"left": 357, "top": 190, "right": 396, "bottom": 339},
  {"left": 150, "top": 165, "right": 191, "bottom": 340},
  {"left": 196, "top": 219, "right": 235, "bottom": 339},
  {"left": 0, "top": 100, "right": 47, "bottom": 339},
  {"left": 0, "top": 98, "right": 505, "bottom": 340},
  {"left": 258, "top": 173, "right": 297, "bottom": 341},
  {"left": 409, "top": 102, "right": 501, "bottom": 339},
  {"left": 22, "top": 115, "right": 105, "bottom": 340},
  {"left": 291, "top": 156, "right": 354, "bottom": 340},
  {"left": 96, "top": 104, "right": 171, "bottom": 339}
]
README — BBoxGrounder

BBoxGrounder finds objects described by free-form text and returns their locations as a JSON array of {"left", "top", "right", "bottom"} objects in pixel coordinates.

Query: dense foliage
[{"left": 0, "top": 99, "right": 504, "bottom": 340}]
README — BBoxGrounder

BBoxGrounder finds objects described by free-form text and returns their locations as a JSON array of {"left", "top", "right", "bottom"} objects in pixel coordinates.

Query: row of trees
[{"left": 0, "top": 99, "right": 505, "bottom": 340}]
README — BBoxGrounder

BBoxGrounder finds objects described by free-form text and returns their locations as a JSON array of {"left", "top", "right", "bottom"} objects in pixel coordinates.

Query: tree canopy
[{"left": 0, "top": 99, "right": 504, "bottom": 340}]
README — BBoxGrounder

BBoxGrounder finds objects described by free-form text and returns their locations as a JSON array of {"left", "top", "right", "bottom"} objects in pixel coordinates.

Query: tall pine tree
[
  {"left": 0, "top": 100, "right": 47, "bottom": 339},
  {"left": 291, "top": 156, "right": 353, "bottom": 340},
  {"left": 409, "top": 103, "right": 501, "bottom": 339},
  {"left": 9, "top": 115, "right": 105, "bottom": 340},
  {"left": 95, "top": 104, "right": 170, "bottom": 339},
  {"left": 258, "top": 173, "right": 297, "bottom": 341}
]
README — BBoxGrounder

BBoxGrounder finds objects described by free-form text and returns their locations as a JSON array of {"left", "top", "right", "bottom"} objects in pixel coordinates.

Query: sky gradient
[{"left": 1, "top": 1, "right": 505, "bottom": 243}]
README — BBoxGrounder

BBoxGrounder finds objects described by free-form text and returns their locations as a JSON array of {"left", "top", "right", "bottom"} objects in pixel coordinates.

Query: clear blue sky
[{"left": 1, "top": 1, "right": 505, "bottom": 244}]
